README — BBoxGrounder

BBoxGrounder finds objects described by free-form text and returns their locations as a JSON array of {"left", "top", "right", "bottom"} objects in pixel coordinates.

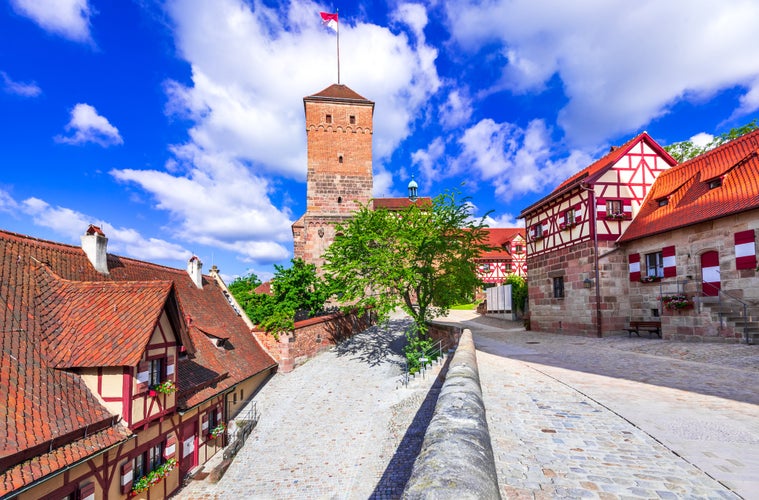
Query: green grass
[{"left": 450, "top": 302, "right": 478, "bottom": 310}]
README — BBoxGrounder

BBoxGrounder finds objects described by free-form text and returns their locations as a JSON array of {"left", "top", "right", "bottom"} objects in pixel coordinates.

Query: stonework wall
[
  {"left": 293, "top": 94, "right": 374, "bottom": 268},
  {"left": 624, "top": 210, "right": 758, "bottom": 342},
  {"left": 271, "top": 311, "right": 376, "bottom": 372}
]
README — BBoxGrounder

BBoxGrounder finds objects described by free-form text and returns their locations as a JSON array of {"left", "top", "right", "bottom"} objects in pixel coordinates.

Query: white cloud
[
  {"left": 124, "top": 0, "right": 442, "bottom": 264},
  {"left": 111, "top": 145, "right": 292, "bottom": 264},
  {"left": 439, "top": 89, "right": 473, "bottom": 129},
  {"left": 690, "top": 132, "right": 714, "bottom": 148},
  {"left": 411, "top": 136, "right": 448, "bottom": 184},
  {"left": 0, "top": 188, "right": 20, "bottom": 213},
  {"left": 484, "top": 213, "right": 523, "bottom": 228},
  {"left": 55, "top": 103, "right": 123, "bottom": 147},
  {"left": 19, "top": 196, "right": 192, "bottom": 262},
  {"left": 444, "top": 0, "right": 759, "bottom": 146},
  {"left": 10, "top": 0, "right": 92, "bottom": 43},
  {"left": 1, "top": 71, "right": 42, "bottom": 97},
  {"left": 458, "top": 118, "right": 592, "bottom": 200}
]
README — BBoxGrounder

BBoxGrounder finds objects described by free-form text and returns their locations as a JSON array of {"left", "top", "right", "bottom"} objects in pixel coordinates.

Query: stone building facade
[{"left": 292, "top": 84, "right": 374, "bottom": 269}]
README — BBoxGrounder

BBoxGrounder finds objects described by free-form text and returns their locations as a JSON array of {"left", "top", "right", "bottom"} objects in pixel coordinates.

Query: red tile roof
[
  {"left": 306, "top": 83, "right": 372, "bottom": 102},
  {"left": 0, "top": 228, "right": 276, "bottom": 492},
  {"left": 373, "top": 197, "right": 433, "bottom": 210},
  {"left": 478, "top": 228, "right": 524, "bottom": 259},
  {"left": 619, "top": 130, "right": 759, "bottom": 242}
]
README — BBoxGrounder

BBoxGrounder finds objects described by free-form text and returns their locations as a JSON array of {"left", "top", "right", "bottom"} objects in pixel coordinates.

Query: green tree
[
  {"left": 505, "top": 274, "right": 527, "bottom": 314},
  {"left": 228, "top": 260, "right": 331, "bottom": 339},
  {"left": 665, "top": 119, "right": 758, "bottom": 162},
  {"left": 323, "top": 190, "right": 490, "bottom": 338}
]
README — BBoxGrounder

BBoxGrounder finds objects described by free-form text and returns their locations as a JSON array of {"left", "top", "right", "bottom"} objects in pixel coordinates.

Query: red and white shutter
[
  {"left": 623, "top": 199, "right": 632, "bottom": 219},
  {"left": 136, "top": 361, "right": 149, "bottom": 393},
  {"left": 662, "top": 246, "right": 677, "bottom": 278},
  {"left": 628, "top": 253, "right": 640, "bottom": 281},
  {"left": 541, "top": 220, "right": 548, "bottom": 237},
  {"left": 166, "top": 355, "right": 176, "bottom": 381},
  {"left": 120, "top": 461, "right": 133, "bottom": 494},
  {"left": 596, "top": 198, "right": 607, "bottom": 218},
  {"left": 79, "top": 482, "right": 95, "bottom": 500},
  {"left": 574, "top": 203, "right": 583, "bottom": 223},
  {"left": 201, "top": 413, "right": 209, "bottom": 436},
  {"left": 165, "top": 434, "right": 176, "bottom": 459},
  {"left": 735, "top": 230, "right": 757, "bottom": 270},
  {"left": 701, "top": 251, "right": 721, "bottom": 296},
  {"left": 216, "top": 405, "right": 223, "bottom": 424}
]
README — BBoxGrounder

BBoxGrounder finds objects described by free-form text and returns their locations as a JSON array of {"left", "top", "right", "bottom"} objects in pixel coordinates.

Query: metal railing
[
  {"left": 698, "top": 281, "right": 754, "bottom": 345},
  {"left": 402, "top": 339, "right": 445, "bottom": 388},
  {"left": 223, "top": 401, "right": 259, "bottom": 460}
]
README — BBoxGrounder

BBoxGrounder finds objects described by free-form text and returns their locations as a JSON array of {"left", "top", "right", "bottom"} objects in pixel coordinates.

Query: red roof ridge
[{"left": 305, "top": 83, "right": 372, "bottom": 103}]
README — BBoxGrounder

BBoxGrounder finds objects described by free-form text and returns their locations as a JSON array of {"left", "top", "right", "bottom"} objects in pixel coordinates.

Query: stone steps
[{"left": 698, "top": 295, "right": 759, "bottom": 344}]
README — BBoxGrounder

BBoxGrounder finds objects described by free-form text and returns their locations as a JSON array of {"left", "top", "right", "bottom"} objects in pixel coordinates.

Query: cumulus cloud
[
  {"left": 119, "top": 0, "right": 442, "bottom": 264},
  {"left": 457, "top": 118, "right": 592, "bottom": 200},
  {"left": 18, "top": 196, "right": 192, "bottom": 262},
  {"left": 439, "top": 89, "right": 473, "bottom": 129},
  {"left": 1, "top": 71, "right": 42, "bottom": 97},
  {"left": 55, "top": 103, "right": 123, "bottom": 146},
  {"left": 10, "top": 0, "right": 92, "bottom": 43},
  {"left": 484, "top": 213, "right": 523, "bottom": 228},
  {"left": 411, "top": 137, "right": 448, "bottom": 184},
  {"left": 111, "top": 145, "right": 292, "bottom": 264},
  {"left": 444, "top": 0, "right": 759, "bottom": 146}
]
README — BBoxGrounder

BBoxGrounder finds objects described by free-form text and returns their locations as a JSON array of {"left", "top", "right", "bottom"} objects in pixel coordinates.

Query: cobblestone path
[
  {"left": 451, "top": 311, "right": 759, "bottom": 499},
  {"left": 174, "top": 316, "right": 444, "bottom": 500}
]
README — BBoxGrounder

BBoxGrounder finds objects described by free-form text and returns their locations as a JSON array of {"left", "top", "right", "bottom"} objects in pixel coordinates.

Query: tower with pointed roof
[{"left": 292, "top": 83, "right": 375, "bottom": 268}]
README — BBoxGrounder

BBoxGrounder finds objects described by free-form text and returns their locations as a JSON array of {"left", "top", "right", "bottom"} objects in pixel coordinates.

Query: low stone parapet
[{"left": 402, "top": 329, "right": 501, "bottom": 499}]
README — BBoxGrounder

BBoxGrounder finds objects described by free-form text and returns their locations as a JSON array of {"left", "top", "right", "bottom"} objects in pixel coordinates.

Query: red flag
[{"left": 320, "top": 11, "right": 338, "bottom": 32}]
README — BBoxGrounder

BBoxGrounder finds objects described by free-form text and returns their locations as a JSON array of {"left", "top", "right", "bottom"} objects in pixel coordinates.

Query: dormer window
[
  {"left": 707, "top": 178, "right": 722, "bottom": 189},
  {"left": 657, "top": 198, "right": 669, "bottom": 207}
]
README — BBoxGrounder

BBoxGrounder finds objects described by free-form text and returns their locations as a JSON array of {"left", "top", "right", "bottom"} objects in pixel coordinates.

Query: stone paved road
[
  {"left": 174, "top": 315, "right": 445, "bottom": 500},
  {"left": 176, "top": 310, "right": 759, "bottom": 499},
  {"left": 444, "top": 311, "right": 759, "bottom": 500}
]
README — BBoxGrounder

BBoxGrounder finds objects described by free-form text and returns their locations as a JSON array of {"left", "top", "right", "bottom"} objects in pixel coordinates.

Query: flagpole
[{"left": 336, "top": 8, "right": 340, "bottom": 84}]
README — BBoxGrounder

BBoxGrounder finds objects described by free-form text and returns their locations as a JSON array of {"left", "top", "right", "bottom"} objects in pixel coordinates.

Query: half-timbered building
[
  {"left": 519, "top": 132, "right": 677, "bottom": 336},
  {"left": 476, "top": 228, "right": 526, "bottom": 284},
  {"left": 0, "top": 226, "right": 277, "bottom": 499}
]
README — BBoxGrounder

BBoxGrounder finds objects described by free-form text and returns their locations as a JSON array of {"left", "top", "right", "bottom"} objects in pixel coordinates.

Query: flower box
[
  {"left": 152, "top": 380, "right": 177, "bottom": 395},
  {"left": 559, "top": 222, "right": 576, "bottom": 231},
  {"left": 209, "top": 423, "right": 226, "bottom": 439},
  {"left": 659, "top": 294, "right": 693, "bottom": 310},
  {"left": 605, "top": 212, "right": 631, "bottom": 221},
  {"left": 130, "top": 458, "right": 177, "bottom": 496},
  {"left": 639, "top": 276, "right": 660, "bottom": 283},
  {"left": 148, "top": 389, "right": 158, "bottom": 397}
]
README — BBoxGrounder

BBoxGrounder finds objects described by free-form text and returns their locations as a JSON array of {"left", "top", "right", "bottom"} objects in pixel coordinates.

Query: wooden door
[
  {"left": 701, "top": 251, "right": 720, "bottom": 297},
  {"left": 180, "top": 419, "right": 198, "bottom": 476}
]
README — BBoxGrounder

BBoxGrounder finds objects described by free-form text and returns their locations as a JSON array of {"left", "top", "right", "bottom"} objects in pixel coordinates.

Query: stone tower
[{"left": 292, "top": 84, "right": 375, "bottom": 269}]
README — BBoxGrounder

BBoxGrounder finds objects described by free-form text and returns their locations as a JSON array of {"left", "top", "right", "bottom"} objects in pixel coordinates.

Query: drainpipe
[{"left": 581, "top": 184, "right": 603, "bottom": 337}]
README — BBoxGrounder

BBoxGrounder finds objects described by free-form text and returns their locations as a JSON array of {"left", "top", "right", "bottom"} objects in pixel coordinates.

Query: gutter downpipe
[{"left": 581, "top": 183, "right": 603, "bottom": 337}]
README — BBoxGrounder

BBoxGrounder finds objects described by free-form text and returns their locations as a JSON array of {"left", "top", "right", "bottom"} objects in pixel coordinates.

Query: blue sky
[{"left": 2, "top": 0, "right": 759, "bottom": 282}]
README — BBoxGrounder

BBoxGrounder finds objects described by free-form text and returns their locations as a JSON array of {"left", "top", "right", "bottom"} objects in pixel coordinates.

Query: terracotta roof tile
[
  {"left": 306, "top": 83, "right": 372, "bottom": 102},
  {"left": 478, "top": 228, "right": 524, "bottom": 259},
  {"left": 619, "top": 129, "right": 759, "bottom": 242},
  {"left": 0, "top": 228, "right": 277, "bottom": 490}
]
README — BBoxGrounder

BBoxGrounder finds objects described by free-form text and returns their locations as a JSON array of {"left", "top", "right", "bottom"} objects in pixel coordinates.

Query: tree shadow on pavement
[
  {"left": 369, "top": 356, "right": 449, "bottom": 499},
  {"left": 333, "top": 318, "right": 411, "bottom": 368}
]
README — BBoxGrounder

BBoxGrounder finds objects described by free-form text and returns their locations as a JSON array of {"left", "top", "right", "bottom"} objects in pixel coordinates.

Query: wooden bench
[{"left": 625, "top": 320, "right": 662, "bottom": 338}]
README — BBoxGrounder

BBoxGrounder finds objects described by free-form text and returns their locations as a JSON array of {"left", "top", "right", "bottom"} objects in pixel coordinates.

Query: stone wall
[
  {"left": 403, "top": 329, "right": 500, "bottom": 499},
  {"left": 254, "top": 311, "right": 375, "bottom": 373},
  {"left": 427, "top": 321, "right": 463, "bottom": 351},
  {"left": 624, "top": 211, "right": 758, "bottom": 342}
]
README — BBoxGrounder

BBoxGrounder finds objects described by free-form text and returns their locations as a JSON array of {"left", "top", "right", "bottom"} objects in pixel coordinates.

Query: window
[
  {"left": 209, "top": 408, "right": 219, "bottom": 429},
  {"left": 149, "top": 358, "right": 163, "bottom": 387},
  {"left": 606, "top": 199, "right": 622, "bottom": 216},
  {"left": 645, "top": 252, "right": 663, "bottom": 278},
  {"left": 133, "top": 453, "right": 145, "bottom": 481},
  {"left": 708, "top": 178, "right": 722, "bottom": 189},
  {"left": 657, "top": 198, "right": 668, "bottom": 207},
  {"left": 233, "top": 392, "right": 238, "bottom": 404},
  {"left": 338, "top": 154, "right": 343, "bottom": 163},
  {"left": 514, "top": 244, "right": 523, "bottom": 253},
  {"left": 349, "top": 115, "right": 356, "bottom": 124},
  {"left": 326, "top": 114, "right": 332, "bottom": 124},
  {"left": 553, "top": 277, "right": 564, "bottom": 298},
  {"left": 148, "top": 443, "right": 163, "bottom": 472},
  {"left": 565, "top": 208, "right": 575, "bottom": 224}
]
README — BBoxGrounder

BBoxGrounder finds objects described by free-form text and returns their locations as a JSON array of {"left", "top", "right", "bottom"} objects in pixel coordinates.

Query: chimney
[
  {"left": 187, "top": 256, "right": 203, "bottom": 289},
  {"left": 81, "top": 225, "right": 109, "bottom": 274}
]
